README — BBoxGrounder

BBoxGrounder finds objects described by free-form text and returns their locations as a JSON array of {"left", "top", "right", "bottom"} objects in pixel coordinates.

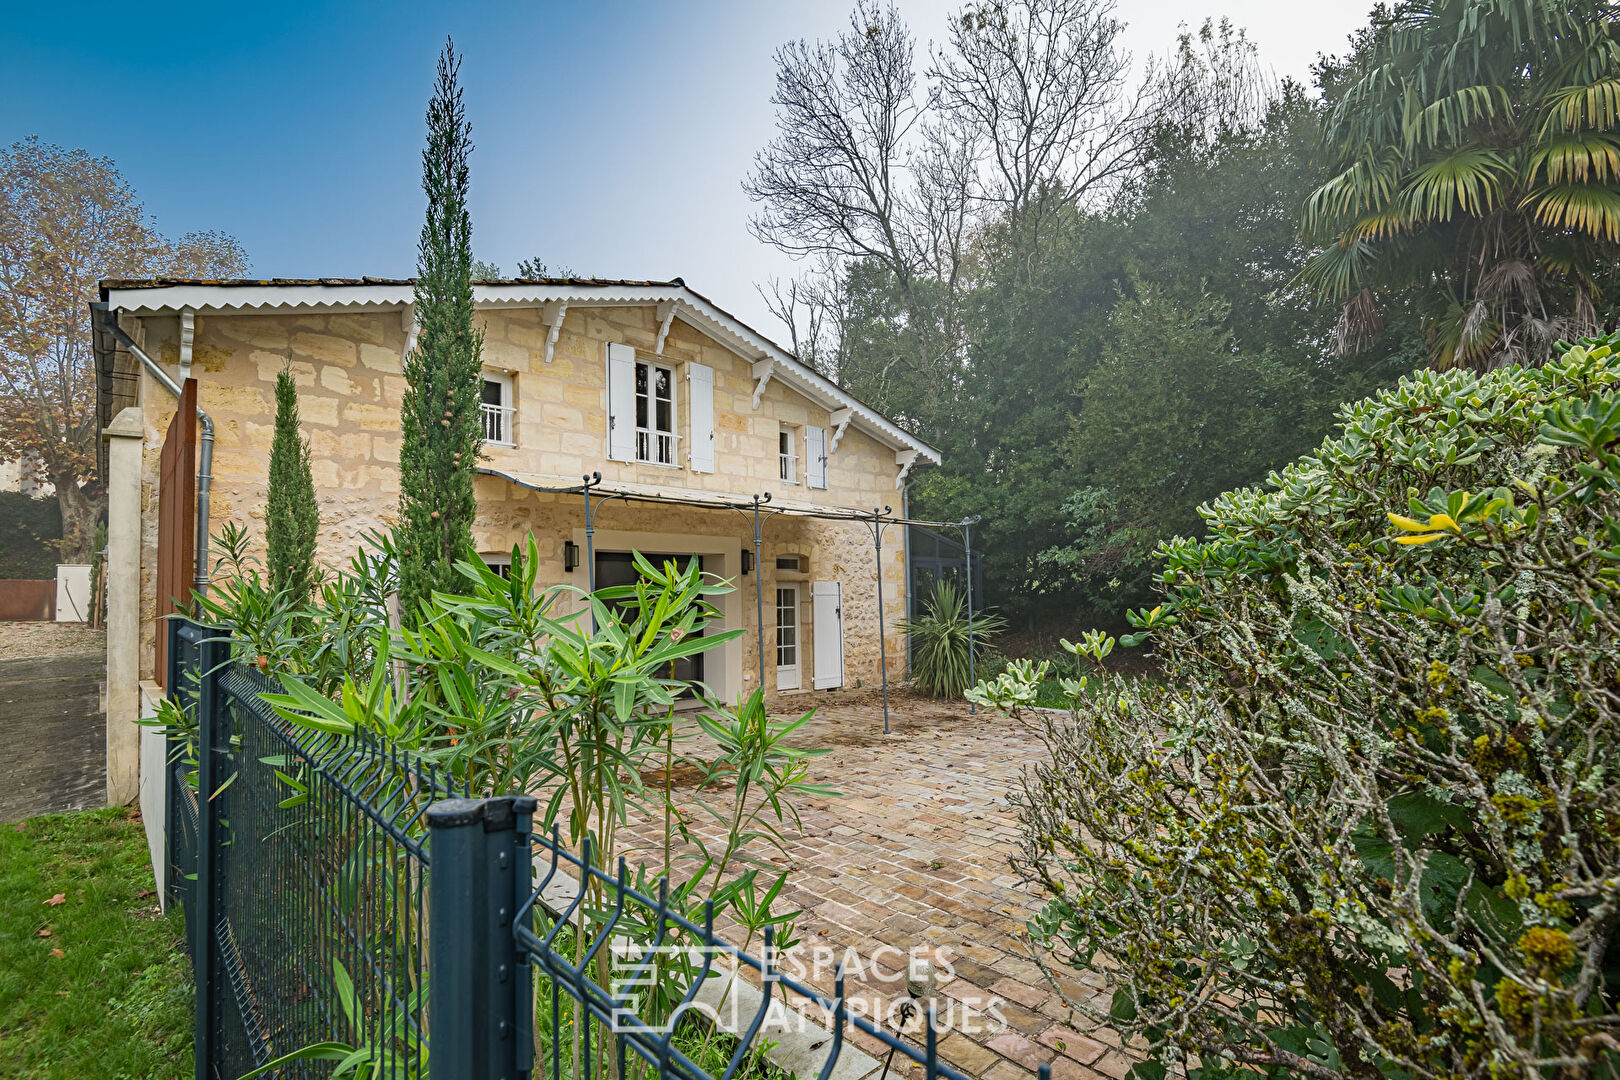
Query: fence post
[
  {"left": 163, "top": 618, "right": 179, "bottom": 910},
  {"left": 192, "top": 629, "right": 229, "bottom": 1080},
  {"left": 427, "top": 796, "right": 532, "bottom": 1080}
]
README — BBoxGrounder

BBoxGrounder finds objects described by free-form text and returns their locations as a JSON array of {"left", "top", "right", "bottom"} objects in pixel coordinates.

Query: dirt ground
[
  {"left": 0, "top": 622, "right": 106, "bottom": 820},
  {"left": 0, "top": 621, "right": 105, "bottom": 661}
]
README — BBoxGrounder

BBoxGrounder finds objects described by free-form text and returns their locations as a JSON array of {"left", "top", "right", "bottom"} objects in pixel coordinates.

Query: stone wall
[{"left": 130, "top": 302, "right": 912, "bottom": 694}]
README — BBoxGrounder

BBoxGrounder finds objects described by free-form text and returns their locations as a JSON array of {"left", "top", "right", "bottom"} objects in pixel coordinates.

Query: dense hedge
[
  {"left": 976, "top": 333, "right": 1620, "bottom": 1079},
  {"left": 0, "top": 492, "right": 60, "bottom": 579}
]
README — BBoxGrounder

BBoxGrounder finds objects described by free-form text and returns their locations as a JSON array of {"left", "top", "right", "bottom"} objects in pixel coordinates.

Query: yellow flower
[{"left": 1388, "top": 511, "right": 1460, "bottom": 544}]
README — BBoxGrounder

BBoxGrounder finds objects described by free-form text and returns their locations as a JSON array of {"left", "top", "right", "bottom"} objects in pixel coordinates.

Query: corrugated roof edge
[
  {"left": 98, "top": 276, "right": 681, "bottom": 290},
  {"left": 95, "top": 276, "right": 938, "bottom": 461}
]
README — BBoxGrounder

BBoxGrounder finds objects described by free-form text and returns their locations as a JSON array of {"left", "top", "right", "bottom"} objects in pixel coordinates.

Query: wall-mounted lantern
[
  {"left": 741, "top": 550, "right": 754, "bottom": 576},
  {"left": 564, "top": 540, "right": 580, "bottom": 573}
]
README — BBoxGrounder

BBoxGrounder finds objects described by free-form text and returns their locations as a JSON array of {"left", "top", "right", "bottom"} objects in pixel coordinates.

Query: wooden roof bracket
[
  {"left": 750, "top": 356, "right": 775, "bottom": 410},
  {"left": 539, "top": 301, "right": 568, "bottom": 364},
  {"left": 177, "top": 308, "right": 196, "bottom": 382},
  {"left": 828, "top": 408, "right": 854, "bottom": 453},
  {"left": 401, "top": 305, "right": 419, "bottom": 358},
  {"left": 654, "top": 300, "right": 677, "bottom": 355},
  {"left": 894, "top": 449, "right": 920, "bottom": 489}
]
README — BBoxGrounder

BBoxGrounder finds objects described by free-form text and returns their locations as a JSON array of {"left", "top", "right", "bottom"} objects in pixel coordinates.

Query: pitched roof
[{"left": 97, "top": 276, "right": 939, "bottom": 463}]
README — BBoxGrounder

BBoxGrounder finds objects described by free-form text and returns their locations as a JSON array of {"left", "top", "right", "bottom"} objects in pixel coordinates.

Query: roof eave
[{"left": 98, "top": 279, "right": 940, "bottom": 464}]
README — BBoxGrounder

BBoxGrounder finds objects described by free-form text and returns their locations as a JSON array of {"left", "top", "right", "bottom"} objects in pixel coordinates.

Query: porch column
[{"left": 103, "top": 406, "right": 144, "bottom": 805}]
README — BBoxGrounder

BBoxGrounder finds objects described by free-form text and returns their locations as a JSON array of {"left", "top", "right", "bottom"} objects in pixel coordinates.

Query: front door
[
  {"left": 775, "top": 584, "right": 801, "bottom": 691},
  {"left": 594, "top": 552, "right": 705, "bottom": 690}
]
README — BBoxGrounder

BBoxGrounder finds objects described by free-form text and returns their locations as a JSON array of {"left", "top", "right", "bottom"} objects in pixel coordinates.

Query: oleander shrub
[{"left": 972, "top": 333, "right": 1620, "bottom": 1079}]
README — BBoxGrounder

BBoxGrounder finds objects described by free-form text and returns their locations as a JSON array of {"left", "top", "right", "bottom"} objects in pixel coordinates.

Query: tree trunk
[{"left": 55, "top": 480, "right": 101, "bottom": 564}]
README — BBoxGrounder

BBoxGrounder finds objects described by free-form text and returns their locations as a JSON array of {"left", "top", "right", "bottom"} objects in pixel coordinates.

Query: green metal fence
[
  {"left": 167, "top": 618, "right": 462, "bottom": 1080},
  {"left": 168, "top": 616, "right": 1033, "bottom": 1080}
]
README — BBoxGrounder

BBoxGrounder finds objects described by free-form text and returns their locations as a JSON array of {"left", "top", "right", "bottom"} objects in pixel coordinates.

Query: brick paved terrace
[{"left": 615, "top": 690, "right": 1143, "bottom": 1080}]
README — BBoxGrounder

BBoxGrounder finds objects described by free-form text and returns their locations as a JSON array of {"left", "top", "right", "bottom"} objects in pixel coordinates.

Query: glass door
[{"left": 775, "top": 584, "right": 801, "bottom": 691}]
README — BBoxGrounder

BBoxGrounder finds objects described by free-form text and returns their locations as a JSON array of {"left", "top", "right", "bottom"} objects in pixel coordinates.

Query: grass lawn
[{"left": 0, "top": 806, "right": 192, "bottom": 1080}]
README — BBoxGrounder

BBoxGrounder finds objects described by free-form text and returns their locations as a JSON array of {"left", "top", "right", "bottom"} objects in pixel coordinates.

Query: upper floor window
[
  {"left": 779, "top": 426, "right": 798, "bottom": 483},
  {"left": 481, "top": 372, "right": 515, "bottom": 446},
  {"left": 636, "top": 360, "right": 676, "bottom": 466}
]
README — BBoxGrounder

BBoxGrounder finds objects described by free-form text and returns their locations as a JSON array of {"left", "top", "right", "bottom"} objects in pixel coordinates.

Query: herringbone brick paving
[{"left": 618, "top": 690, "right": 1140, "bottom": 1080}]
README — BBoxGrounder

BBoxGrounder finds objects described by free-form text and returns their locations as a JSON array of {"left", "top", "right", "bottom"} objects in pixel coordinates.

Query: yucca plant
[
  {"left": 1300, "top": 0, "right": 1620, "bottom": 368},
  {"left": 901, "top": 578, "right": 1006, "bottom": 699}
]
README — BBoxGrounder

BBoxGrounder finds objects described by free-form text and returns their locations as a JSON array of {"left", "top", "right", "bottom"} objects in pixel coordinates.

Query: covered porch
[{"left": 473, "top": 468, "right": 983, "bottom": 728}]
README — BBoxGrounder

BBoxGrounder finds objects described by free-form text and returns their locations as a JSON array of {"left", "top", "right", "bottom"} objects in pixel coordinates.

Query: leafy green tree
[
  {"left": 1042, "top": 284, "right": 1323, "bottom": 600},
  {"left": 1301, "top": 0, "right": 1620, "bottom": 368},
  {"left": 914, "top": 62, "right": 1390, "bottom": 623},
  {"left": 265, "top": 365, "right": 319, "bottom": 603},
  {"left": 514, "top": 257, "right": 577, "bottom": 278},
  {"left": 398, "top": 40, "right": 485, "bottom": 621}
]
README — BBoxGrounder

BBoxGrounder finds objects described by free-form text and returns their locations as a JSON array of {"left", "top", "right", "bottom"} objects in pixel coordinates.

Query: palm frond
[
  {"left": 1297, "top": 238, "right": 1378, "bottom": 302},
  {"left": 1529, "top": 132, "right": 1620, "bottom": 184},
  {"left": 1333, "top": 288, "right": 1385, "bottom": 355},
  {"left": 1525, "top": 184, "right": 1620, "bottom": 242},
  {"left": 1302, "top": 148, "right": 1405, "bottom": 233},
  {"left": 1344, "top": 206, "right": 1422, "bottom": 243},
  {"left": 1403, "top": 83, "right": 1511, "bottom": 151},
  {"left": 1427, "top": 298, "right": 1500, "bottom": 370},
  {"left": 1399, "top": 146, "right": 1509, "bottom": 222},
  {"left": 1541, "top": 77, "right": 1620, "bottom": 135}
]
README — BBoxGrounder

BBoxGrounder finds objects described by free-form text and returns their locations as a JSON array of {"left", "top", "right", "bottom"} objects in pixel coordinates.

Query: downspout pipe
[
  {"left": 901, "top": 480, "right": 915, "bottom": 675},
  {"left": 94, "top": 304, "right": 215, "bottom": 599}
]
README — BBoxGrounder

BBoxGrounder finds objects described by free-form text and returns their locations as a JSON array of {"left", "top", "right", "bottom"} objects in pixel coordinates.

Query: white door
[
  {"left": 811, "top": 581, "right": 844, "bottom": 689},
  {"left": 775, "top": 584, "right": 801, "bottom": 691}
]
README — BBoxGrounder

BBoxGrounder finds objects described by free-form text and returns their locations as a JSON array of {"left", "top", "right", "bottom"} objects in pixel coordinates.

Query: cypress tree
[
  {"left": 265, "top": 365, "right": 319, "bottom": 602},
  {"left": 398, "top": 39, "right": 484, "bottom": 620}
]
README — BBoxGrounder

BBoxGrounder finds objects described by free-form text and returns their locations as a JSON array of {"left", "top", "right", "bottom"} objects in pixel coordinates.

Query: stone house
[{"left": 90, "top": 278, "right": 941, "bottom": 800}]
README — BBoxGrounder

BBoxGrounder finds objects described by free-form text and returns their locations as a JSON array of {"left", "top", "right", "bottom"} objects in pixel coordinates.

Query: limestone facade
[{"left": 127, "top": 301, "right": 917, "bottom": 703}]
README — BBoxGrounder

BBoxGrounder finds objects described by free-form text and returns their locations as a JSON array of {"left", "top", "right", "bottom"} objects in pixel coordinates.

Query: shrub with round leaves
[{"left": 972, "top": 333, "right": 1620, "bottom": 1079}]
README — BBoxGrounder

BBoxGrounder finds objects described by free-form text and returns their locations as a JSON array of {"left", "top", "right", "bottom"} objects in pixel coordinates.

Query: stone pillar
[{"left": 103, "top": 406, "right": 145, "bottom": 806}]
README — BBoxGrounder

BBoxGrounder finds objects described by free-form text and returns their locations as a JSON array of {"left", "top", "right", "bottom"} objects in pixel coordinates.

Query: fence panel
[
  {"left": 170, "top": 615, "right": 1029, "bottom": 1080},
  {"left": 168, "top": 617, "right": 458, "bottom": 1080},
  {"left": 427, "top": 798, "right": 1007, "bottom": 1080}
]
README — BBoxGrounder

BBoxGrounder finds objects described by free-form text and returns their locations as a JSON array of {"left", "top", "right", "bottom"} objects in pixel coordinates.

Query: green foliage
[
  {"left": 0, "top": 491, "right": 60, "bottom": 578},
  {"left": 397, "top": 40, "right": 484, "bottom": 622},
  {"left": 1040, "top": 285, "right": 1329, "bottom": 599},
  {"left": 975, "top": 332, "right": 1620, "bottom": 1079},
  {"left": 204, "top": 533, "right": 835, "bottom": 1078},
  {"left": 900, "top": 578, "right": 1006, "bottom": 698},
  {"left": 265, "top": 366, "right": 319, "bottom": 604},
  {"left": 0, "top": 807, "right": 192, "bottom": 1080},
  {"left": 1302, "top": 0, "right": 1620, "bottom": 367},
  {"left": 898, "top": 57, "right": 1405, "bottom": 624}
]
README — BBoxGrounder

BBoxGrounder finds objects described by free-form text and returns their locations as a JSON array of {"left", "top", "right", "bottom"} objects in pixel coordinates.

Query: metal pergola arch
[
  {"left": 479, "top": 467, "right": 982, "bottom": 733},
  {"left": 479, "top": 466, "right": 984, "bottom": 731}
]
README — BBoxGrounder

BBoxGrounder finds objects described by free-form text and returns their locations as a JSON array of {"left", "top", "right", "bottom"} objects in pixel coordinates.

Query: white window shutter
[
  {"left": 806, "top": 425, "right": 828, "bottom": 488},
  {"left": 605, "top": 343, "right": 636, "bottom": 462},
  {"left": 812, "top": 581, "right": 844, "bottom": 689},
  {"left": 687, "top": 362, "right": 715, "bottom": 473}
]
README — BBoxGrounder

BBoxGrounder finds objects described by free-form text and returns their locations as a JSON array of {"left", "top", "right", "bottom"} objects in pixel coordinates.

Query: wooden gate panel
[{"left": 154, "top": 379, "right": 196, "bottom": 687}]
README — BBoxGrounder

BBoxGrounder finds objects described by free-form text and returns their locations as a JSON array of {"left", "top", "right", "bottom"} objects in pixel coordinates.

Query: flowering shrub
[{"left": 973, "top": 334, "right": 1620, "bottom": 1079}]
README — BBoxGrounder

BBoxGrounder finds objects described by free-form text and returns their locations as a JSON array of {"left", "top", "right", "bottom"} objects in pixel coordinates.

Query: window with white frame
[
  {"left": 779, "top": 426, "right": 799, "bottom": 483},
  {"left": 635, "top": 360, "right": 676, "bottom": 465},
  {"left": 480, "top": 372, "right": 515, "bottom": 446}
]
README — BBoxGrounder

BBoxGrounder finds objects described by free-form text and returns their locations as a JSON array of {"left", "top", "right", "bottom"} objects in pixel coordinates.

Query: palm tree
[{"left": 1301, "top": 0, "right": 1620, "bottom": 368}]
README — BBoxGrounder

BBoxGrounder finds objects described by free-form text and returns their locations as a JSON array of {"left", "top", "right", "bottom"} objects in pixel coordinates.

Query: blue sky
[{"left": 3, "top": 0, "right": 1371, "bottom": 332}]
